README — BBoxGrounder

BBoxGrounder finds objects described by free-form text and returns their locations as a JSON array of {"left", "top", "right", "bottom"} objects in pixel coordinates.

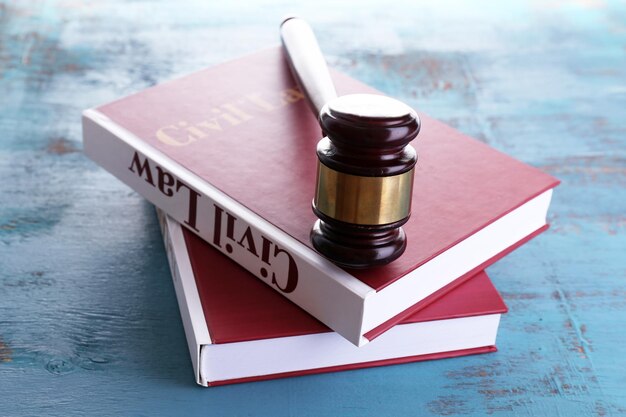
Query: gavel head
[{"left": 311, "top": 93, "right": 420, "bottom": 268}]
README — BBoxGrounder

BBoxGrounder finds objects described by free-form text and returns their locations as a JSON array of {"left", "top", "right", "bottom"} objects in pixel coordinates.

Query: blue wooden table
[{"left": 1, "top": 1, "right": 625, "bottom": 415}]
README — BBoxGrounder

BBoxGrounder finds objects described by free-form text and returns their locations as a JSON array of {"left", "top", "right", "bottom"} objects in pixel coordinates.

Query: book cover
[
  {"left": 83, "top": 46, "right": 558, "bottom": 346},
  {"left": 158, "top": 212, "right": 507, "bottom": 386}
]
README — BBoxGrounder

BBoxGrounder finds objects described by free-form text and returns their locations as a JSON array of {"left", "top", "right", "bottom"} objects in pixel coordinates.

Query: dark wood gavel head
[{"left": 311, "top": 93, "right": 420, "bottom": 268}]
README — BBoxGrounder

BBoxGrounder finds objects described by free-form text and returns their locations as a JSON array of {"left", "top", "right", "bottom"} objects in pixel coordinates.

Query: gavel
[{"left": 280, "top": 17, "right": 420, "bottom": 268}]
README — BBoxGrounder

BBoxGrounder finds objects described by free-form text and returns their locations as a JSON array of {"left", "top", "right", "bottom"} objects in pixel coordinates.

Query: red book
[
  {"left": 159, "top": 212, "right": 507, "bottom": 386},
  {"left": 83, "top": 47, "right": 558, "bottom": 346}
]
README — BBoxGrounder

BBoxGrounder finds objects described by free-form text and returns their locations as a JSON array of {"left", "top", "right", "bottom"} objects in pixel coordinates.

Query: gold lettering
[
  {"left": 281, "top": 88, "right": 305, "bottom": 104},
  {"left": 156, "top": 124, "right": 197, "bottom": 146},
  {"left": 186, "top": 125, "right": 208, "bottom": 139},
  {"left": 197, "top": 118, "right": 223, "bottom": 132},
  {"left": 212, "top": 108, "right": 241, "bottom": 126},
  {"left": 155, "top": 87, "right": 305, "bottom": 146}
]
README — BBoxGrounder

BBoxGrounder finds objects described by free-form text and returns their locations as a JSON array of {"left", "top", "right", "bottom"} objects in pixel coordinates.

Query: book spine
[
  {"left": 83, "top": 109, "right": 372, "bottom": 346},
  {"left": 157, "top": 209, "right": 211, "bottom": 386}
]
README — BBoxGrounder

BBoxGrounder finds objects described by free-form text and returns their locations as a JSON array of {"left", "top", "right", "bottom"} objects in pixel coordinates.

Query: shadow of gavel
[{"left": 281, "top": 17, "right": 420, "bottom": 269}]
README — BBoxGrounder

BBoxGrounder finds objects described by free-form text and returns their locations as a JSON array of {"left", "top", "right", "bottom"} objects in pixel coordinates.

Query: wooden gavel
[{"left": 280, "top": 17, "right": 420, "bottom": 268}]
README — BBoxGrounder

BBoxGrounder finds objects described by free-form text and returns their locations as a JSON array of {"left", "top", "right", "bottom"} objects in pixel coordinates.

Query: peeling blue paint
[{"left": 1, "top": 0, "right": 625, "bottom": 416}]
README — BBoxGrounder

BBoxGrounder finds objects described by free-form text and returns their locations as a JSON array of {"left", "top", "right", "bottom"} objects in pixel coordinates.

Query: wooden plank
[{"left": 1, "top": 0, "right": 624, "bottom": 415}]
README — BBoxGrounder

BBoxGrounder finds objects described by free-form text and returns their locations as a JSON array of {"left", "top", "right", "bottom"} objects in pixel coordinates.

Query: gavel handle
[{"left": 280, "top": 17, "right": 338, "bottom": 116}]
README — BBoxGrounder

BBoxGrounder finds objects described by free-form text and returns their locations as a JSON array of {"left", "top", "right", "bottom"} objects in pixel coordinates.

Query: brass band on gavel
[{"left": 314, "top": 162, "right": 414, "bottom": 226}]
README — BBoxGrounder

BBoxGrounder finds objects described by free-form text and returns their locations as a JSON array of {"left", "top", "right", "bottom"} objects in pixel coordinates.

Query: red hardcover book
[
  {"left": 158, "top": 212, "right": 507, "bottom": 386},
  {"left": 83, "top": 47, "right": 558, "bottom": 346}
]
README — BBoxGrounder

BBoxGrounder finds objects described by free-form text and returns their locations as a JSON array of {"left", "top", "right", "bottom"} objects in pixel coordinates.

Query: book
[
  {"left": 158, "top": 211, "right": 507, "bottom": 386},
  {"left": 82, "top": 46, "right": 558, "bottom": 346}
]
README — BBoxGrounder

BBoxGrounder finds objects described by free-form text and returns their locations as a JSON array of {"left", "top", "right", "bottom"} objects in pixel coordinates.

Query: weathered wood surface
[{"left": 1, "top": 1, "right": 624, "bottom": 415}]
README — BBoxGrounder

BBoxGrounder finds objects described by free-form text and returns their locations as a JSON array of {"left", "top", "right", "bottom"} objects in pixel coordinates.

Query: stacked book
[{"left": 82, "top": 47, "right": 558, "bottom": 386}]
